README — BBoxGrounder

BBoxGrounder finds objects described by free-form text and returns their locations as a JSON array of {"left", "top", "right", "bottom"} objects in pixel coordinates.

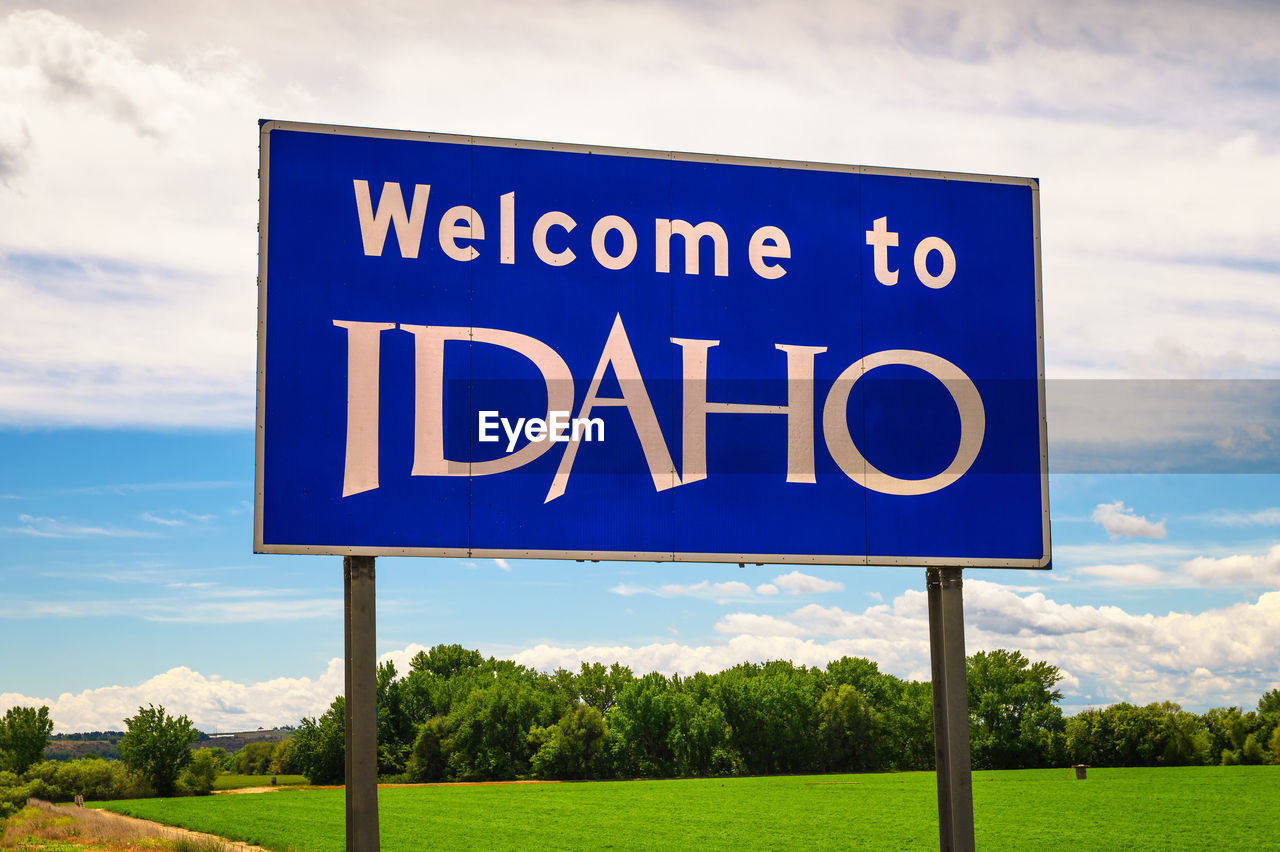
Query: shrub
[
  {"left": 1241, "top": 733, "right": 1265, "bottom": 765},
  {"left": 406, "top": 718, "right": 447, "bottom": 783},
  {"left": 21, "top": 758, "right": 148, "bottom": 803},
  {"left": 178, "top": 748, "right": 220, "bottom": 796}
]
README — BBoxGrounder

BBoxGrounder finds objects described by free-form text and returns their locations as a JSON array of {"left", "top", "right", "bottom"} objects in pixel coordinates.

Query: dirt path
[{"left": 26, "top": 798, "right": 272, "bottom": 852}]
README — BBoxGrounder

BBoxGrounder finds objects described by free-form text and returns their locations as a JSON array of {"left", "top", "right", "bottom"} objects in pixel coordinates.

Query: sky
[{"left": 1, "top": 0, "right": 1279, "bottom": 733}]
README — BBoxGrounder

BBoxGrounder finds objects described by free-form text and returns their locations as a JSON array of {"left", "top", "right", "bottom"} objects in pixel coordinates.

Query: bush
[
  {"left": 292, "top": 698, "right": 346, "bottom": 785},
  {"left": 178, "top": 749, "right": 220, "bottom": 795},
  {"left": 406, "top": 717, "right": 447, "bottom": 783},
  {"left": 1221, "top": 748, "right": 1241, "bottom": 766},
  {"left": 21, "top": 758, "right": 148, "bottom": 803},
  {"left": 235, "top": 741, "right": 276, "bottom": 775},
  {"left": 0, "top": 777, "right": 45, "bottom": 820},
  {"left": 1241, "top": 733, "right": 1266, "bottom": 765}
]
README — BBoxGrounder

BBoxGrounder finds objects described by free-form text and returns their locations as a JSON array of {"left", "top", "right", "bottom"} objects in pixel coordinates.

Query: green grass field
[
  {"left": 98, "top": 766, "right": 1280, "bottom": 851},
  {"left": 212, "top": 773, "right": 309, "bottom": 790}
]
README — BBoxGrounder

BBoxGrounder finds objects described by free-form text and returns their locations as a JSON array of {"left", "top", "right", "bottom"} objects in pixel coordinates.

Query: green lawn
[
  {"left": 212, "top": 773, "right": 309, "bottom": 790},
  {"left": 98, "top": 766, "right": 1280, "bottom": 851}
]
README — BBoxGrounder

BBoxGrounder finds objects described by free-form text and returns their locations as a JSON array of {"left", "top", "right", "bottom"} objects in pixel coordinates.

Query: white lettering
[
  {"left": 591, "top": 216, "right": 638, "bottom": 271},
  {"left": 748, "top": 226, "right": 790, "bottom": 279},
  {"left": 478, "top": 411, "right": 500, "bottom": 442},
  {"left": 549, "top": 410, "right": 569, "bottom": 442},
  {"left": 655, "top": 219, "right": 729, "bottom": 276},
  {"left": 500, "top": 192, "right": 515, "bottom": 264},
  {"left": 525, "top": 417, "right": 547, "bottom": 444},
  {"left": 503, "top": 416, "right": 526, "bottom": 453},
  {"left": 865, "top": 216, "right": 899, "bottom": 286},
  {"left": 573, "top": 417, "right": 604, "bottom": 442},
  {"left": 533, "top": 211, "right": 576, "bottom": 266},
  {"left": 439, "top": 205, "right": 484, "bottom": 261},
  {"left": 546, "top": 314, "right": 679, "bottom": 502},
  {"left": 353, "top": 181, "right": 430, "bottom": 258},
  {"left": 399, "top": 324, "right": 574, "bottom": 477},
  {"left": 821, "top": 349, "right": 985, "bottom": 495},
  {"left": 671, "top": 338, "right": 826, "bottom": 485},
  {"left": 332, "top": 320, "right": 397, "bottom": 496},
  {"left": 914, "top": 236, "right": 956, "bottom": 288}
]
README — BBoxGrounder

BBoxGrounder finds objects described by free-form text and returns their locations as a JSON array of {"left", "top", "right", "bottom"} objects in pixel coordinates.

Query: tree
[
  {"left": 269, "top": 738, "right": 301, "bottom": 775},
  {"left": 0, "top": 705, "right": 54, "bottom": 774},
  {"left": 817, "top": 684, "right": 878, "bottom": 772},
  {"left": 178, "top": 748, "right": 220, "bottom": 795},
  {"left": 967, "top": 650, "right": 1064, "bottom": 769},
  {"left": 575, "top": 662, "right": 634, "bottom": 714},
  {"left": 529, "top": 705, "right": 609, "bottom": 780},
  {"left": 446, "top": 676, "right": 553, "bottom": 780},
  {"left": 292, "top": 697, "right": 346, "bottom": 784},
  {"left": 1241, "top": 733, "right": 1266, "bottom": 765},
  {"left": 235, "top": 741, "right": 276, "bottom": 775},
  {"left": 376, "top": 661, "right": 413, "bottom": 775},
  {"left": 405, "top": 717, "right": 449, "bottom": 782},
  {"left": 119, "top": 705, "right": 199, "bottom": 796}
]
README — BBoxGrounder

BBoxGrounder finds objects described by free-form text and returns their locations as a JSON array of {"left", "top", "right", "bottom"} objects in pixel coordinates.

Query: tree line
[
  {"left": 287, "top": 645, "right": 1280, "bottom": 784},
  {"left": 3, "top": 645, "right": 1279, "bottom": 815}
]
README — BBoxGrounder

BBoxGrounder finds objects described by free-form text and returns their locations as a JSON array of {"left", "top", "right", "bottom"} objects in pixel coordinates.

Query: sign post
[
  {"left": 343, "top": 556, "right": 379, "bottom": 851},
  {"left": 927, "top": 566, "right": 974, "bottom": 851},
  {"left": 255, "top": 120, "right": 1049, "bottom": 851}
]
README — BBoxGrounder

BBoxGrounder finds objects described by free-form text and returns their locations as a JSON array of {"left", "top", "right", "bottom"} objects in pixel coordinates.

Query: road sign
[{"left": 255, "top": 121, "right": 1049, "bottom": 567}]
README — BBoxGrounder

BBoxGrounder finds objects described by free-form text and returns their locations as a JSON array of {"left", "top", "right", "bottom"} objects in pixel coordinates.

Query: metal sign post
[
  {"left": 927, "top": 566, "right": 974, "bottom": 851},
  {"left": 343, "top": 556, "right": 379, "bottom": 851}
]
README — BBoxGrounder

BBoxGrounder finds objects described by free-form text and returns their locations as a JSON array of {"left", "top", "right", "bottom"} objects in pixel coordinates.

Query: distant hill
[
  {"left": 197, "top": 728, "right": 293, "bottom": 753},
  {"left": 43, "top": 727, "right": 293, "bottom": 761}
]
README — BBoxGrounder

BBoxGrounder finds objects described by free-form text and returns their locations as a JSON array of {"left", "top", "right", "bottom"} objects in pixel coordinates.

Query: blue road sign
[{"left": 255, "top": 121, "right": 1049, "bottom": 567}]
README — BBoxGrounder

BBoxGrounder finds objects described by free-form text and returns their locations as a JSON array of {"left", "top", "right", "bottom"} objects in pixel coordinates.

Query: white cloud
[
  {"left": 658, "top": 581, "right": 709, "bottom": 597},
  {"left": 140, "top": 512, "right": 184, "bottom": 527},
  {"left": 0, "top": 589, "right": 339, "bottom": 624},
  {"left": 714, "top": 613, "right": 809, "bottom": 637},
  {"left": 494, "top": 558, "right": 510, "bottom": 572},
  {"left": 0, "top": 659, "right": 344, "bottom": 733},
  {"left": 0, "top": 10, "right": 261, "bottom": 426},
  {"left": 772, "top": 571, "right": 844, "bottom": 595},
  {"left": 0, "top": 1, "right": 1276, "bottom": 429},
  {"left": 1180, "top": 544, "right": 1280, "bottom": 588},
  {"left": 1075, "top": 563, "right": 1167, "bottom": 585},
  {"left": 9, "top": 566, "right": 1280, "bottom": 731},
  {"left": 1092, "top": 501, "right": 1168, "bottom": 539},
  {"left": 4, "top": 513, "right": 159, "bottom": 539},
  {"left": 1196, "top": 508, "right": 1280, "bottom": 527},
  {"left": 517, "top": 578, "right": 1280, "bottom": 710},
  {"left": 613, "top": 573, "right": 841, "bottom": 601}
]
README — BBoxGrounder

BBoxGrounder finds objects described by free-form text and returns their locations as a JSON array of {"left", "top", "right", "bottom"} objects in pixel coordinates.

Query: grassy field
[
  {"left": 97, "top": 766, "right": 1280, "bottom": 851},
  {"left": 212, "top": 773, "right": 309, "bottom": 790}
]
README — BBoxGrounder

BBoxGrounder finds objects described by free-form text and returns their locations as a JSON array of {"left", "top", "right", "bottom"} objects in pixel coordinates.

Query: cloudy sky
[{"left": 2, "top": 0, "right": 1279, "bottom": 732}]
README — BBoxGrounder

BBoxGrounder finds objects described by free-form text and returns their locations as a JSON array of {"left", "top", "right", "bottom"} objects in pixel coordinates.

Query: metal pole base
[
  {"left": 927, "top": 566, "right": 974, "bottom": 852},
  {"left": 344, "top": 556, "right": 380, "bottom": 851}
]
